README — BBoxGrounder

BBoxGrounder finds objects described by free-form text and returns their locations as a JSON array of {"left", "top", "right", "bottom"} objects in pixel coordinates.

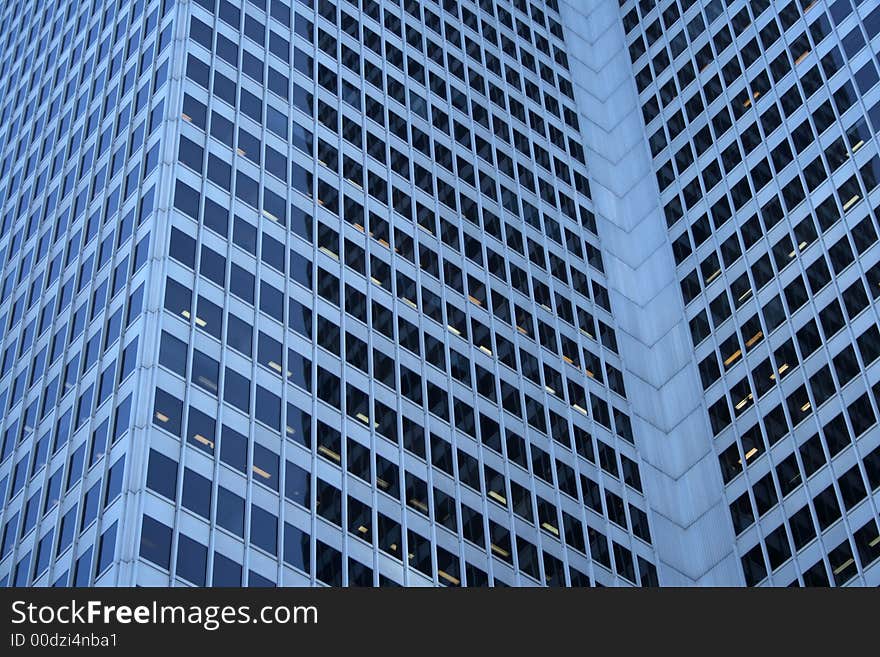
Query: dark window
[{"left": 139, "top": 516, "right": 172, "bottom": 569}]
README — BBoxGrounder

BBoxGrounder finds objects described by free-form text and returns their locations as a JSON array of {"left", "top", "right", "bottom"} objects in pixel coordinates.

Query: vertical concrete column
[{"left": 558, "top": 0, "right": 742, "bottom": 585}]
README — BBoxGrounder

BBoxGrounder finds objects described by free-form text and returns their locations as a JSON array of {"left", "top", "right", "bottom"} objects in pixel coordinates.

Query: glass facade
[
  {"left": 623, "top": 0, "right": 880, "bottom": 586},
  {"left": 0, "top": 0, "right": 877, "bottom": 588},
  {"left": 0, "top": 0, "right": 657, "bottom": 588},
  {"left": 0, "top": 0, "right": 171, "bottom": 587}
]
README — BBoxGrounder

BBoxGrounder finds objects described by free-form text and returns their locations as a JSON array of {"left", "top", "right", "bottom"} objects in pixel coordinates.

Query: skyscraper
[{"left": 0, "top": 0, "right": 877, "bottom": 589}]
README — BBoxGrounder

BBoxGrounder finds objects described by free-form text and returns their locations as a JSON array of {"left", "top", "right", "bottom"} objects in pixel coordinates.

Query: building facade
[
  {"left": 0, "top": 0, "right": 877, "bottom": 588},
  {"left": 612, "top": 0, "right": 880, "bottom": 586}
]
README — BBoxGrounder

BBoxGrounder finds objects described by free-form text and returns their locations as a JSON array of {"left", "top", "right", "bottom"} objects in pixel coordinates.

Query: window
[
  {"left": 176, "top": 534, "right": 208, "bottom": 585},
  {"left": 187, "top": 407, "right": 216, "bottom": 454},
  {"left": 173, "top": 181, "right": 200, "bottom": 221},
  {"left": 164, "top": 279, "right": 192, "bottom": 321},
  {"left": 146, "top": 450, "right": 177, "bottom": 501},
  {"left": 213, "top": 551, "right": 242, "bottom": 586},
  {"left": 283, "top": 523, "right": 309, "bottom": 571},
  {"left": 182, "top": 468, "right": 211, "bottom": 519},
  {"left": 217, "top": 487, "right": 245, "bottom": 537},
  {"left": 152, "top": 389, "right": 183, "bottom": 437},
  {"left": 96, "top": 523, "right": 117, "bottom": 576},
  {"left": 139, "top": 516, "right": 172, "bottom": 569},
  {"left": 169, "top": 226, "right": 196, "bottom": 267},
  {"left": 285, "top": 461, "right": 310, "bottom": 507},
  {"left": 159, "top": 331, "right": 187, "bottom": 377},
  {"left": 250, "top": 505, "right": 278, "bottom": 556},
  {"left": 256, "top": 386, "right": 281, "bottom": 430},
  {"left": 224, "top": 368, "right": 251, "bottom": 414},
  {"left": 220, "top": 425, "right": 247, "bottom": 473}
]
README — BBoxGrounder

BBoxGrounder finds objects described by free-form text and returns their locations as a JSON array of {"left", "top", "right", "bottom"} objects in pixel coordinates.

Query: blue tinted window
[
  {"left": 176, "top": 534, "right": 207, "bottom": 585},
  {"left": 73, "top": 547, "right": 93, "bottom": 586},
  {"left": 250, "top": 505, "right": 278, "bottom": 555},
  {"left": 217, "top": 486, "right": 245, "bottom": 537},
  {"left": 182, "top": 468, "right": 211, "bottom": 519},
  {"left": 97, "top": 522, "right": 117, "bottom": 575},
  {"left": 139, "top": 515, "right": 172, "bottom": 569},
  {"left": 212, "top": 551, "right": 242, "bottom": 586},
  {"left": 283, "top": 522, "right": 309, "bottom": 571},
  {"left": 153, "top": 388, "right": 183, "bottom": 436},
  {"left": 104, "top": 458, "right": 125, "bottom": 506},
  {"left": 147, "top": 449, "right": 178, "bottom": 500}
]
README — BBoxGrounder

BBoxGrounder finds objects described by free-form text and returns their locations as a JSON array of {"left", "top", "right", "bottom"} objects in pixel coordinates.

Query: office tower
[{"left": 0, "top": 0, "right": 877, "bottom": 590}]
